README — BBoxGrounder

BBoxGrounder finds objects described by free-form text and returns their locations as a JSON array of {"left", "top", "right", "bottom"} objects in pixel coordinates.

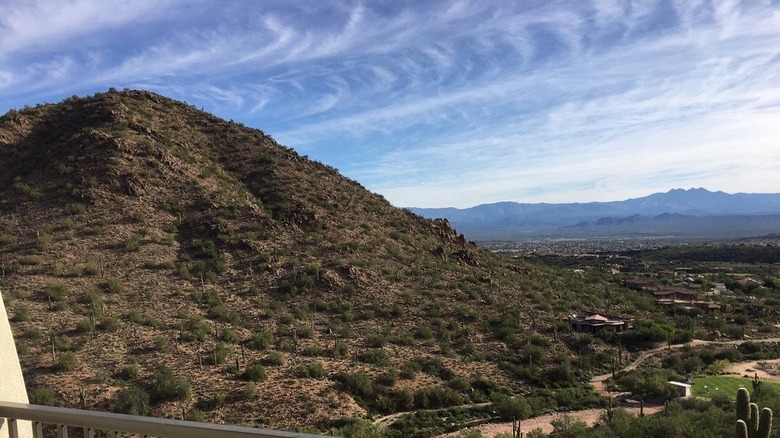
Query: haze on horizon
[{"left": 1, "top": 0, "right": 779, "bottom": 208}]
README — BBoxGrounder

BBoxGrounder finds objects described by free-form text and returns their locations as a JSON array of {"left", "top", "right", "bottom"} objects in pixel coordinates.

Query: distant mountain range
[{"left": 409, "top": 188, "right": 780, "bottom": 240}]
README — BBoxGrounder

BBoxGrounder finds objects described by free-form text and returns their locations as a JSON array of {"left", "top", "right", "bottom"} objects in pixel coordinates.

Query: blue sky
[{"left": 1, "top": 0, "right": 779, "bottom": 208}]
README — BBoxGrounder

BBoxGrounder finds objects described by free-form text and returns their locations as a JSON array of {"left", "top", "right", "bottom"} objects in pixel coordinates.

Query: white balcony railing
[{"left": 0, "top": 401, "right": 331, "bottom": 438}]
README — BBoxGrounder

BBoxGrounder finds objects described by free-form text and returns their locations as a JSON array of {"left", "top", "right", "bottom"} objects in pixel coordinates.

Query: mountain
[
  {"left": 410, "top": 189, "right": 780, "bottom": 240},
  {"left": 0, "top": 90, "right": 542, "bottom": 430}
]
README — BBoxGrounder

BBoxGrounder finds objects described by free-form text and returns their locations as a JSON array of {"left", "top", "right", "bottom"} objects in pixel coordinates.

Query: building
[
  {"left": 668, "top": 381, "right": 692, "bottom": 398},
  {"left": 568, "top": 311, "right": 633, "bottom": 333}
]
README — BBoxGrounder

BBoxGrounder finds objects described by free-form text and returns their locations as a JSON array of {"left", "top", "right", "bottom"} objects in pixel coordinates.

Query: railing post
[
  {"left": 8, "top": 418, "right": 19, "bottom": 438},
  {"left": 31, "top": 423, "right": 42, "bottom": 438},
  {"left": 56, "top": 424, "right": 67, "bottom": 438}
]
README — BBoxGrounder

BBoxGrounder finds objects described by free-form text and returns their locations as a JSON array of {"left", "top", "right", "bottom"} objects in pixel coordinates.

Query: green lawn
[{"left": 691, "top": 375, "right": 780, "bottom": 399}]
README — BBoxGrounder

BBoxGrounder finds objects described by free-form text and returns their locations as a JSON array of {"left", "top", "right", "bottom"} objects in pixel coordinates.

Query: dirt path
[
  {"left": 433, "top": 337, "right": 780, "bottom": 437},
  {"left": 444, "top": 405, "right": 665, "bottom": 437},
  {"left": 726, "top": 358, "right": 780, "bottom": 379}
]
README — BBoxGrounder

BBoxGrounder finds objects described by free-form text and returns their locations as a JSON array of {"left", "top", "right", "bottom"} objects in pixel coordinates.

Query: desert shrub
[
  {"left": 54, "top": 352, "right": 78, "bottom": 372},
  {"left": 150, "top": 364, "right": 190, "bottom": 402},
  {"left": 244, "top": 362, "right": 268, "bottom": 382},
  {"left": 13, "top": 307, "right": 30, "bottom": 322},
  {"left": 357, "top": 348, "right": 391, "bottom": 367},
  {"left": 333, "top": 341, "right": 349, "bottom": 358},
  {"left": 185, "top": 409, "right": 206, "bottom": 422},
  {"left": 81, "top": 262, "right": 100, "bottom": 276},
  {"left": 115, "top": 385, "right": 150, "bottom": 415},
  {"left": 448, "top": 376, "right": 471, "bottom": 392},
  {"left": 295, "top": 325, "right": 314, "bottom": 338},
  {"left": 29, "top": 387, "right": 56, "bottom": 405},
  {"left": 153, "top": 336, "right": 169, "bottom": 351},
  {"left": 179, "top": 316, "right": 208, "bottom": 342},
  {"left": 36, "top": 233, "right": 51, "bottom": 250},
  {"left": 242, "top": 382, "right": 258, "bottom": 399},
  {"left": 120, "top": 362, "right": 141, "bottom": 380},
  {"left": 400, "top": 360, "right": 421, "bottom": 379},
  {"left": 75, "top": 319, "right": 94, "bottom": 333},
  {"left": 263, "top": 351, "right": 285, "bottom": 366},
  {"left": 25, "top": 326, "right": 42, "bottom": 340},
  {"left": 247, "top": 331, "right": 274, "bottom": 350},
  {"left": 366, "top": 333, "right": 388, "bottom": 348},
  {"left": 124, "top": 237, "right": 140, "bottom": 252},
  {"left": 45, "top": 282, "right": 69, "bottom": 301},
  {"left": 376, "top": 368, "right": 399, "bottom": 387},
  {"left": 211, "top": 343, "right": 231, "bottom": 365},
  {"left": 295, "top": 361, "right": 325, "bottom": 378},
  {"left": 219, "top": 328, "right": 239, "bottom": 343},
  {"left": 52, "top": 334, "right": 74, "bottom": 351},
  {"left": 98, "top": 316, "right": 120, "bottom": 332},
  {"left": 414, "top": 324, "right": 434, "bottom": 340},
  {"left": 337, "top": 371, "right": 374, "bottom": 399},
  {"left": 301, "top": 345, "right": 327, "bottom": 357},
  {"left": 103, "top": 278, "right": 124, "bottom": 294}
]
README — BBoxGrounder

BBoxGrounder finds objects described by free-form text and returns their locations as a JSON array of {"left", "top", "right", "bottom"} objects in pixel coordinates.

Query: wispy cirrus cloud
[{"left": 2, "top": 0, "right": 779, "bottom": 207}]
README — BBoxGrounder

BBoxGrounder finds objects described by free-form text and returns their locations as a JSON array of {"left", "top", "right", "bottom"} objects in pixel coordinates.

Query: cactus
[{"left": 735, "top": 387, "right": 772, "bottom": 438}]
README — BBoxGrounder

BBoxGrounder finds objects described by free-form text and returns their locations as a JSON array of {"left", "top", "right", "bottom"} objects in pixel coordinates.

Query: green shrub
[
  {"left": 244, "top": 362, "right": 268, "bottom": 382},
  {"left": 185, "top": 409, "right": 206, "bottom": 422},
  {"left": 153, "top": 336, "right": 169, "bottom": 351},
  {"left": 103, "top": 278, "right": 124, "bottom": 294},
  {"left": 54, "top": 352, "right": 78, "bottom": 372},
  {"left": 247, "top": 331, "right": 274, "bottom": 350},
  {"left": 367, "top": 333, "right": 388, "bottom": 348},
  {"left": 45, "top": 282, "right": 69, "bottom": 301},
  {"left": 296, "top": 361, "right": 325, "bottom": 378},
  {"left": 29, "top": 386, "right": 56, "bottom": 405},
  {"left": 333, "top": 341, "right": 349, "bottom": 358},
  {"left": 81, "top": 262, "right": 100, "bottom": 276},
  {"left": 179, "top": 316, "right": 208, "bottom": 342},
  {"left": 220, "top": 328, "right": 240, "bottom": 343},
  {"left": 211, "top": 343, "right": 231, "bottom": 365},
  {"left": 75, "top": 319, "right": 94, "bottom": 333},
  {"left": 357, "top": 349, "right": 391, "bottom": 367},
  {"left": 301, "top": 345, "right": 327, "bottom": 357},
  {"left": 52, "top": 335, "right": 74, "bottom": 351},
  {"left": 242, "top": 382, "right": 257, "bottom": 399},
  {"left": 263, "top": 352, "right": 284, "bottom": 366},
  {"left": 115, "top": 386, "right": 150, "bottom": 415},
  {"left": 98, "top": 317, "right": 119, "bottom": 332},
  {"left": 12, "top": 306, "right": 29, "bottom": 322},
  {"left": 120, "top": 362, "right": 141, "bottom": 380},
  {"left": 150, "top": 364, "right": 191, "bottom": 402}
]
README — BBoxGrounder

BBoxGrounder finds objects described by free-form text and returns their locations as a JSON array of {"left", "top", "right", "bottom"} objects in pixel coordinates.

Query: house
[{"left": 568, "top": 311, "right": 633, "bottom": 333}]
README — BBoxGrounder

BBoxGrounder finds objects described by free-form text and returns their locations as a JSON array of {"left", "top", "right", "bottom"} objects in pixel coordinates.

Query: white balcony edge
[{"left": 0, "top": 401, "right": 331, "bottom": 438}]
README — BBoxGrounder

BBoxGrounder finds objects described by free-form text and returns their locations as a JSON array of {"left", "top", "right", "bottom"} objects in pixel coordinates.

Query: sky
[{"left": 1, "top": 0, "right": 780, "bottom": 208}]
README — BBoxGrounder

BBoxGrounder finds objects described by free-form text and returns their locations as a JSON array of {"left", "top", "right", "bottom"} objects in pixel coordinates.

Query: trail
[{"left": 433, "top": 337, "right": 780, "bottom": 437}]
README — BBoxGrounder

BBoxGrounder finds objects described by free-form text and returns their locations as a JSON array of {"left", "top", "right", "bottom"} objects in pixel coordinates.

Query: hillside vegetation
[
  {"left": 0, "top": 90, "right": 595, "bottom": 433},
  {"left": 4, "top": 90, "right": 778, "bottom": 437}
]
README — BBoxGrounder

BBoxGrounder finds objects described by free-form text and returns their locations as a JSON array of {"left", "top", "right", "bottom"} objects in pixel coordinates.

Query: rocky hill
[{"left": 0, "top": 90, "right": 572, "bottom": 432}]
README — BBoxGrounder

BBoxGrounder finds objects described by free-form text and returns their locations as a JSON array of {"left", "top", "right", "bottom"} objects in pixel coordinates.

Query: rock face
[{"left": 0, "top": 90, "right": 530, "bottom": 430}]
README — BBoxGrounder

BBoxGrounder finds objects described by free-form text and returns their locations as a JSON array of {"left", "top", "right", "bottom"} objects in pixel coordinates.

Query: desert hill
[{"left": 0, "top": 90, "right": 581, "bottom": 432}]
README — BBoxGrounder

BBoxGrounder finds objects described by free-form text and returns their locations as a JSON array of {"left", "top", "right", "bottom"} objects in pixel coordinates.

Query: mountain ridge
[{"left": 409, "top": 188, "right": 780, "bottom": 240}]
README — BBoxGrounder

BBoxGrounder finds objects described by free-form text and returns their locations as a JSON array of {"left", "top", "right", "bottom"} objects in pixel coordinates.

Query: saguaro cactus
[{"left": 736, "top": 387, "right": 772, "bottom": 438}]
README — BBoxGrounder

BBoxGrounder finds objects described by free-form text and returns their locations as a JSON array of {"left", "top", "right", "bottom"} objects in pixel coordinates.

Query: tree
[
  {"left": 549, "top": 415, "right": 589, "bottom": 438},
  {"left": 496, "top": 396, "right": 531, "bottom": 438}
]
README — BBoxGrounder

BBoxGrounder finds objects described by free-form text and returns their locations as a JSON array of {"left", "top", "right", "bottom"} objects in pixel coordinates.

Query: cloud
[{"left": 1, "top": 1, "right": 779, "bottom": 207}]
